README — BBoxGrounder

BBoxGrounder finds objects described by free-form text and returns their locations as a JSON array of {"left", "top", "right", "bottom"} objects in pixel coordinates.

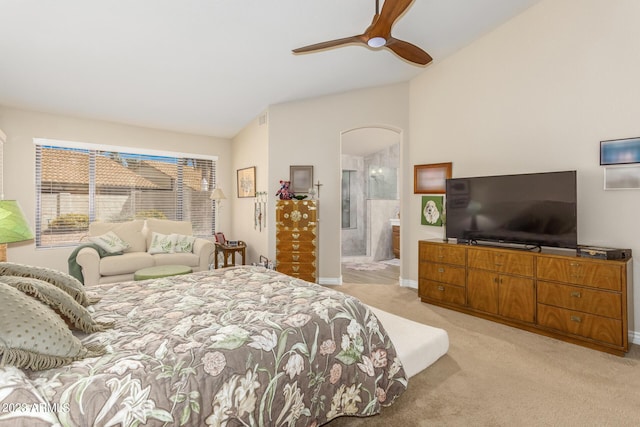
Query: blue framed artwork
[{"left": 600, "top": 137, "right": 640, "bottom": 165}]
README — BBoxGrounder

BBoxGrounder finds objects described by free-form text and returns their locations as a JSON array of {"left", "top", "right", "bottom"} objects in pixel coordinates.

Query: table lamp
[{"left": 0, "top": 200, "right": 34, "bottom": 262}]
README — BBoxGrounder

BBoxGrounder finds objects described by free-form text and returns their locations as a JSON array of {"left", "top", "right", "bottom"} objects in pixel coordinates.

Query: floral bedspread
[{"left": 0, "top": 266, "right": 407, "bottom": 426}]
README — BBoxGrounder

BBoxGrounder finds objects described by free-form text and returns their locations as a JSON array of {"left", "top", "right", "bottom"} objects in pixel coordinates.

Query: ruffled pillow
[
  {"left": 148, "top": 232, "right": 177, "bottom": 254},
  {"left": 0, "top": 276, "right": 114, "bottom": 333},
  {"left": 0, "top": 262, "right": 94, "bottom": 307},
  {"left": 0, "top": 282, "right": 105, "bottom": 371},
  {"left": 88, "top": 230, "right": 130, "bottom": 253},
  {"left": 172, "top": 234, "right": 196, "bottom": 253}
]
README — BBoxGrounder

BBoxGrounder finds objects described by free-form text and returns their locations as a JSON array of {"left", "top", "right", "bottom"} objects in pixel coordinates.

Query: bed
[{"left": 0, "top": 266, "right": 410, "bottom": 426}]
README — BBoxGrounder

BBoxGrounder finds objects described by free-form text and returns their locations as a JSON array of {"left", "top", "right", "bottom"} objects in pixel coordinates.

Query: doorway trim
[{"left": 339, "top": 124, "right": 404, "bottom": 285}]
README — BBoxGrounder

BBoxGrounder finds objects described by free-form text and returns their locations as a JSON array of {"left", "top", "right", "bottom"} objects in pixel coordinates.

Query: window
[{"left": 34, "top": 139, "right": 218, "bottom": 248}]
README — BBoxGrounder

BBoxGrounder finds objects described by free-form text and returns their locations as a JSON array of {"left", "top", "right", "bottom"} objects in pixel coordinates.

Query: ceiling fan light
[{"left": 367, "top": 37, "right": 386, "bottom": 48}]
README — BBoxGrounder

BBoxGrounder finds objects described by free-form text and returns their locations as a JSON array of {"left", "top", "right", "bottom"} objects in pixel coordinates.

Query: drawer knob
[
  {"left": 438, "top": 268, "right": 445, "bottom": 273},
  {"left": 570, "top": 291, "right": 581, "bottom": 298},
  {"left": 570, "top": 315, "right": 582, "bottom": 323},
  {"left": 437, "top": 285, "right": 445, "bottom": 291},
  {"left": 292, "top": 266, "right": 299, "bottom": 272},
  {"left": 570, "top": 262, "right": 581, "bottom": 267},
  {"left": 292, "top": 255, "right": 299, "bottom": 261},
  {"left": 292, "top": 244, "right": 300, "bottom": 250},
  {"left": 292, "top": 233, "right": 300, "bottom": 239}
]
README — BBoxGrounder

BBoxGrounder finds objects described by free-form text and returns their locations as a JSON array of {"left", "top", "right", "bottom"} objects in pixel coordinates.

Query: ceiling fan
[{"left": 292, "top": 0, "right": 432, "bottom": 66}]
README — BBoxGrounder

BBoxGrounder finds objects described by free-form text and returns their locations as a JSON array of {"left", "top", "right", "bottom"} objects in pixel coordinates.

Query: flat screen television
[{"left": 445, "top": 171, "right": 577, "bottom": 249}]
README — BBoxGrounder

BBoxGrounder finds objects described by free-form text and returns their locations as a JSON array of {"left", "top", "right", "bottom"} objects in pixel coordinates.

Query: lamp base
[{"left": 0, "top": 243, "right": 6, "bottom": 262}]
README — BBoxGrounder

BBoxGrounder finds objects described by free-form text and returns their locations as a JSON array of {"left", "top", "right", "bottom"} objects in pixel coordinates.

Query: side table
[{"left": 214, "top": 241, "right": 247, "bottom": 268}]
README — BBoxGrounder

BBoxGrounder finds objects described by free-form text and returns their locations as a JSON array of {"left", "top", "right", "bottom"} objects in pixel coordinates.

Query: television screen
[{"left": 445, "top": 171, "right": 577, "bottom": 249}]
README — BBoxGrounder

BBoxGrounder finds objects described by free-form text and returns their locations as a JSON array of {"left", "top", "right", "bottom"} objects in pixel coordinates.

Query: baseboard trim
[
  {"left": 400, "top": 278, "right": 417, "bottom": 289},
  {"left": 319, "top": 276, "right": 341, "bottom": 286},
  {"left": 630, "top": 330, "right": 639, "bottom": 345}
]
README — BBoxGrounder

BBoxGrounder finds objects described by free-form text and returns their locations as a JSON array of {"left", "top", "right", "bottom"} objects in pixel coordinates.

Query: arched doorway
[{"left": 340, "top": 126, "right": 401, "bottom": 284}]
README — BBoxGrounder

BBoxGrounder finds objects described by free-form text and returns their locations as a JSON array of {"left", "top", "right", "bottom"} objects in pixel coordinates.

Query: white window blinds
[{"left": 34, "top": 141, "right": 217, "bottom": 248}]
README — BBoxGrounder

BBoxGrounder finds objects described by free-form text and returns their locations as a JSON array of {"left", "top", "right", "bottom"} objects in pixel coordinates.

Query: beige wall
[
  {"left": 0, "top": 106, "right": 232, "bottom": 269},
  {"left": 230, "top": 112, "right": 269, "bottom": 264},
  {"left": 408, "top": 0, "right": 640, "bottom": 336},
  {"left": 268, "top": 83, "right": 409, "bottom": 283}
]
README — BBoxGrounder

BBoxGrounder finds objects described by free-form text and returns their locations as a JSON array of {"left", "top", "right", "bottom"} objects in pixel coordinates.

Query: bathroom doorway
[{"left": 340, "top": 127, "right": 401, "bottom": 284}]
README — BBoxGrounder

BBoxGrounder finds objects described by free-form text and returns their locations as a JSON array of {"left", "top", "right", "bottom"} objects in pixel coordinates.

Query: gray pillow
[
  {"left": 0, "top": 276, "right": 114, "bottom": 333},
  {"left": 0, "top": 262, "right": 96, "bottom": 306},
  {"left": 0, "top": 282, "right": 105, "bottom": 371}
]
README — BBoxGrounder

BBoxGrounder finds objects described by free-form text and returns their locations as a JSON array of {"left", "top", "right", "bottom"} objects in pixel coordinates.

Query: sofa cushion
[
  {"left": 145, "top": 219, "right": 193, "bottom": 250},
  {"left": 100, "top": 252, "right": 154, "bottom": 276},
  {"left": 89, "top": 220, "right": 146, "bottom": 253},
  {"left": 153, "top": 253, "right": 200, "bottom": 268},
  {"left": 0, "top": 282, "right": 104, "bottom": 371}
]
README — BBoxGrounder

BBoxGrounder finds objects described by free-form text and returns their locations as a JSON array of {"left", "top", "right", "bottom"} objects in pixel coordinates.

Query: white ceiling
[{"left": 0, "top": 0, "right": 541, "bottom": 139}]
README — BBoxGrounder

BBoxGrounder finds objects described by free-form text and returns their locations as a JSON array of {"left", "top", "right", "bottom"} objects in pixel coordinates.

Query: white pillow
[
  {"left": 148, "top": 232, "right": 177, "bottom": 254},
  {"left": 88, "top": 231, "right": 130, "bottom": 253},
  {"left": 172, "top": 234, "right": 196, "bottom": 253}
]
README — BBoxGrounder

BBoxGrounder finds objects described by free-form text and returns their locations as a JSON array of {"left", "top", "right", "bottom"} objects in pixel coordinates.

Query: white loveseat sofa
[{"left": 75, "top": 218, "right": 215, "bottom": 286}]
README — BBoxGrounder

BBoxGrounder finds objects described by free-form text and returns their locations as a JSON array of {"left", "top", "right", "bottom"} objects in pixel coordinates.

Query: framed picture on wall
[
  {"left": 290, "top": 165, "right": 313, "bottom": 194},
  {"left": 237, "top": 166, "right": 256, "bottom": 198},
  {"left": 421, "top": 196, "right": 444, "bottom": 226},
  {"left": 414, "top": 162, "right": 452, "bottom": 194},
  {"left": 600, "top": 137, "right": 640, "bottom": 165}
]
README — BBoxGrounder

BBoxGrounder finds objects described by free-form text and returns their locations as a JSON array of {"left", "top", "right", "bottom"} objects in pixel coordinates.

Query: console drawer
[
  {"left": 536, "top": 257, "right": 622, "bottom": 291},
  {"left": 468, "top": 247, "right": 534, "bottom": 277},
  {"left": 419, "top": 280, "right": 466, "bottom": 306},
  {"left": 537, "top": 281, "right": 621, "bottom": 319},
  {"left": 419, "top": 262, "right": 466, "bottom": 286},
  {"left": 419, "top": 243, "right": 466, "bottom": 266},
  {"left": 537, "top": 304, "right": 622, "bottom": 347}
]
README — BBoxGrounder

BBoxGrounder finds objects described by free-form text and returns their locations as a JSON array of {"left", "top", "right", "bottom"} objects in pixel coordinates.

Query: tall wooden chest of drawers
[
  {"left": 419, "top": 240, "right": 631, "bottom": 356},
  {"left": 276, "top": 200, "right": 318, "bottom": 282}
]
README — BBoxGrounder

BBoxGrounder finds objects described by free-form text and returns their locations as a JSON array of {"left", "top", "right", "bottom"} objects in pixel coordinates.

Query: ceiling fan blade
[
  {"left": 367, "top": 0, "right": 414, "bottom": 37},
  {"left": 385, "top": 37, "right": 432, "bottom": 65},
  {"left": 292, "top": 36, "right": 364, "bottom": 54}
]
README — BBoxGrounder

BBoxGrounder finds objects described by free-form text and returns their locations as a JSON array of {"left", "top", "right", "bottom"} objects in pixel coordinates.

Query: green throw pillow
[
  {"left": 0, "top": 276, "right": 114, "bottom": 333},
  {"left": 0, "top": 262, "right": 94, "bottom": 307},
  {"left": 0, "top": 282, "right": 105, "bottom": 371}
]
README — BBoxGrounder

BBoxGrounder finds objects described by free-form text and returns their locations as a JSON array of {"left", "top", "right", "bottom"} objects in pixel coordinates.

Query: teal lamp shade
[{"left": 0, "top": 200, "right": 34, "bottom": 244}]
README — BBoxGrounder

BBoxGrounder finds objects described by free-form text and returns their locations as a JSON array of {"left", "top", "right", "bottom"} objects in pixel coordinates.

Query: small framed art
[
  {"left": 237, "top": 166, "right": 256, "bottom": 198},
  {"left": 414, "top": 162, "right": 452, "bottom": 194},
  {"left": 290, "top": 165, "right": 313, "bottom": 194},
  {"left": 421, "top": 196, "right": 444, "bottom": 226},
  {"left": 604, "top": 165, "right": 640, "bottom": 190},
  {"left": 600, "top": 137, "right": 640, "bottom": 165}
]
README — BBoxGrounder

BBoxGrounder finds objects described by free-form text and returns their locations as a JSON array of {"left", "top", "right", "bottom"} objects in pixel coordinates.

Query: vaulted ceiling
[{"left": 0, "top": 0, "right": 541, "bottom": 138}]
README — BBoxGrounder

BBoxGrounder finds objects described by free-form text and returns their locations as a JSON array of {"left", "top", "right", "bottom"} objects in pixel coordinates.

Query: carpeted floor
[{"left": 326, "top": 283, "right": 640, "bottom": 427}]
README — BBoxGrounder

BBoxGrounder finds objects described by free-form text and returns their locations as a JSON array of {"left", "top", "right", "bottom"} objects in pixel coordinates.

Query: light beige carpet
[{"left": 326, "top": 283, "right": 640, "bottom": 427}]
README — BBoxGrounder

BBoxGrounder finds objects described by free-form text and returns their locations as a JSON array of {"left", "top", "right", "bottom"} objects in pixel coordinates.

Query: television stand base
[{"left": 463, "top": 239, "right": 542, "bottom": 252}]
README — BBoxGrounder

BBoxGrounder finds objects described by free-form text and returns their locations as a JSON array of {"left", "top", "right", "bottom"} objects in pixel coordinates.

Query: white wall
[
  {"left": 268, "top": 83, "right": 409, "bottom": 283},
  {"left": 231, "top": 112, "right": 270, "bottom": 264},
  {"left": 408, "top": 0, "right": 640, "bottom": 335},
  {"left": 0, "top": 106, "right": 232, "bottom": 269}
]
